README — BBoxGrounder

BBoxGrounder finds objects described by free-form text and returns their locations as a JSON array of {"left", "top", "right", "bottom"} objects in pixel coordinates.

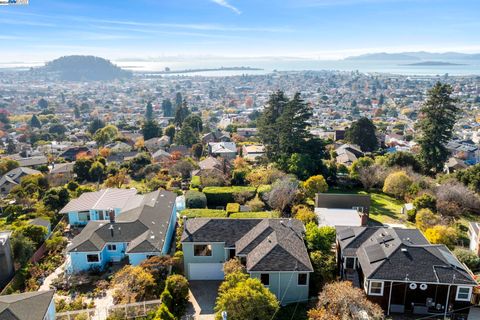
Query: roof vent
[{"left": 401, "top": 248, "right": 408, "bottom": 252}]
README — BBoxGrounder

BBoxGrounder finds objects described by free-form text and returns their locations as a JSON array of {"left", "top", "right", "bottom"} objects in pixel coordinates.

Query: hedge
[
  {"left": 185, "top": 190, "right": 207, "bottom": 209},
  {"left": 226, "top": 203, "right": 240, "bottom": 215},
  {"left": 181, "top": 209, "right": 227, "bottom": 218},
  {"left": 202, "top": 186, "right": 256, "bottom": 207},
  {"left": 229, "top": 211, "right": 280, "bottom": 218},
  {"left": 190, "top": 176, "right": 201, "bottom": 189},
  {"left": 257, "top": 184, "right": 272, "bottom": 198}
]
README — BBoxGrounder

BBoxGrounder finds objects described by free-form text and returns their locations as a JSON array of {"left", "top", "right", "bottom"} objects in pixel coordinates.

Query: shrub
[
  {"left": 295, "top": 207, "right": 317, "bottom": 225},
  {"left": 406, "top": 209, "right": 416, "bottom": 222},
  {"left": 185, "top": 190, "right": 207, "bottom": 209},
  {"left": 165, "top": 275, "right": 189, "bottom": 317},
  {"left": 203, "top": 186, "right": 256, "bottom": 207},
  {"left": 303, "top": 175, "right": 328, "bottom": 198},
  {"left": 424, "top": 225, "right": 457, "bottom": 248},
  {"left": 305, "top": 223, "right": 335, "bottom": 252},
  {"left": 245, "top": 196, "right": 265, "bottom": 211},
  {"left": 181, "top": 209, "right": 227, "bottom": 218},
  {"left": 223, "top": 258, "right": 246, "bottom": 275},
  {"left": 231, "top": 170, "right": 247, "bottom": 186},
  {"left": 453, "top": 248, "right": 480, "bottom": 271},
  {"left": 415, "top": 208, "right": 441, "bottom": 231},
  {"left": 382, "top": 170, "right": 413, "bottom": 199},
  {"left": 190, "top": 176, "right": 201, "bottom": 189},
  {"left": 256, "top": 184, "right": 271, "bottom": 199},
  {"left": 413, "top": 193, "right": 437, "bottom": 212},
  {"left": 226, "top": 203, "right": 240, "bottom": 215}
]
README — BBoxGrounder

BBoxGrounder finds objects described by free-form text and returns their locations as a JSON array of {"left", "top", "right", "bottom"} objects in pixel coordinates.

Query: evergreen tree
[
  {"left": 30, "top": 115, "right": 42, "bottom": 128},
  {"left": 37, "top": 98, "right": 48, "bottom": 109},
  {"left": 162, "top": 99, "right": 173, "bottom": 117},
  {"left": 344, "top": 117, "right": 378, "bottom": 152},
  {"left": 6, "top": 138, "right": 15, "bottom": 154},
  {"left": 175, "top": 92, "right": 183, "bottom": 108},
  {"left": 145, "top": 101, "right": 154, "bottom": 120},
  {"left": 183, "top": 114, "right": 203, "bottom": 134},
  {"left": 417, "top": 82, "right": 459, "bottom": 173},
  {"left": 142, "top": 120, "right": 161, "bottom": 140},
  {"left": 73, "top": 105, "right": 81, "bottom": 119},
  {"left": 88, "top": 118, "right": 105, "bottom": 135},
  {"left": 174, "top": 101, "right": 190, "bottom": 127},
  {"left": 164, "top": 125, "right": 176, "bottom": 143},
  {"left": 174, "top": 124, "right": 198, "bottom": 147}
]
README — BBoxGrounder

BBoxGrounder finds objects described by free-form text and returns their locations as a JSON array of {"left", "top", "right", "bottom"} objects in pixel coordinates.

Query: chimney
[
  {"left": 359, "top": 212, "right": 368, "bottom": 226},
  {"left": 109, "top": 225, "right": 114, "bottom": 237},
  {"left": 109, "top": 209, "right": 115, "bottom": 224}
]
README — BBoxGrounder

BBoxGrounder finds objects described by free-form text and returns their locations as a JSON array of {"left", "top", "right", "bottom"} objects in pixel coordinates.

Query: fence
[{"left": 56, "top": 299, "right": 163, "bottom": 320}]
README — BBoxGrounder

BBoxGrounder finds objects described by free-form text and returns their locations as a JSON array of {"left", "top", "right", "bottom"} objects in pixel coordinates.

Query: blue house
[
  {"left": 65, "top": 189, "right": 177, "bottom": 273},
  {"left": 0, "top": 290, "right": 56, "bottom": 320},
  {"left": 60, "top": 188, "right": 139, "bottom": 226},
  {"left": 181, "top": 218, "right": 313, "bottom": 305}
]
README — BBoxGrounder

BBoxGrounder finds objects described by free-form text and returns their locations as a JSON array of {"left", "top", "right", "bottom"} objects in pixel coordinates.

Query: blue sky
[{"left": 1, "top": 0, "right": 479, "bottom": 62}]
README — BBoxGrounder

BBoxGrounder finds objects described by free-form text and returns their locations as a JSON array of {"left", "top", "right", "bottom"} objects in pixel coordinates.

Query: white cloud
[{"left": 211, "top": 0, "right": 241, "bottom": 14}]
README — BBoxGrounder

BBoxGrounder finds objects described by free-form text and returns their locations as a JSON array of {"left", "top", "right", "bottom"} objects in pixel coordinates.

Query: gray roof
[
  {"left": 67, "top": 190, "right": 177, "bottom": 253},
  {"left": 50, "top": 162, "right": 75, "bottom": 174},
  {"left": 0, "top": 167, "right": 42, "bottom": 187},
  {"left": 337, "top": 226, "right": 476, "bottom": 285},
  {"left": 0, "top": 290, "right": 54, "bottom": 320},
  {"left": 59, "top": 188, "right": 138, "bottom": 214},
  {"left": 182, "top": 218, "right": 313, "bottom": 272}
]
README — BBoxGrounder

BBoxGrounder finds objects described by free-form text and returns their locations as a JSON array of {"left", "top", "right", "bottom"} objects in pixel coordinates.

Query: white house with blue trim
[{"left": 64, "top": 189, "right": 178, "bottom": 273}]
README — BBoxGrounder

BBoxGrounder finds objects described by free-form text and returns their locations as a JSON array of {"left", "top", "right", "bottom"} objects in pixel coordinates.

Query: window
[
  {"left": 368, "top": 281, "right": 384, "bottom": 296},
  {"left": 345, "top": 257, "right": 355, "bottom": 269},
  {"left": 194, "top": 244, "right": 212, "bottom": 256},
  {"left": 298, "top": 273, "right": 307, "bottom": 286},
  {"left": 456, "top": 286, "right": 472, "bottom": 301},
  {"left": 78, "top": 211, "right": 89, "bottom": 222},
  {"left": 107, "top": 244, "right": 117, "bottom": 251},
  {"left": 260, "top": 274, "right": 270, "bottom": 286},
  {"left": 86, "top": 254, "right": 99, "bottom": 263}
]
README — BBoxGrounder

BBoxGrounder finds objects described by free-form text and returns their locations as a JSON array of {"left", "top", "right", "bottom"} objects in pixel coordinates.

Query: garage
[{"left": 188, "top": 263, "right": 224, "bottom": 280}]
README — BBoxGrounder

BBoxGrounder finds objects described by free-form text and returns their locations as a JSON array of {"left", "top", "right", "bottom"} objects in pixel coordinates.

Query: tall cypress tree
[
  {"left": 344, "top": 117, "right": 378, "bottom": 152},
  {"left": 174, "top": 101, "right": 190, "bottom": 127},
  {"left": 145, "top": 101, "right": 154, "bottom": 120},
  {"left": 417, "top": 82, "right": 459, "bottom": 174},
  {"left": 162, "top": 99, "right": 173, "bottom": 117},
  {"left": 30, "top": 115, "right": 42, "bottom": 129}
]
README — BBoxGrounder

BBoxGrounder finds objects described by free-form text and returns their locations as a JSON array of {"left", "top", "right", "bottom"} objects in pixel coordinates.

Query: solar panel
[
  {"left": 365, "top": 244, "right": 386, "bottom": 263},
  {"left": 338, "top": 228, "right": 355, "bottom": 241}
]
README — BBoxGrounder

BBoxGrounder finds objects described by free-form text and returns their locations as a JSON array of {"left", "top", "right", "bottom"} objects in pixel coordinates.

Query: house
[
  {"left": 335, "top": 144, "right": 364, "bottom": 166},
  {"left": 236, "top": 128, "right": 257, "bottom": 138},
  {"left": 208, "top": 142, "right": 237, "bottom": 160},
  {"left": 181, "top": 218, "right": 313, "bottom": 304},
  {"left": 0, "top": 167, "right": 42, "bottom": 196},
  {"left": 242, "top": 145, "right": 265, "bottom": 161},
  {"left": 468, "top": 222, "right": 480, "bottom": 255},
  {"left": 336, "top": 226, "right": 476, "bottom": 317},
  {"left": 59, "top": 146, "right": 92, "bottom": 161},
  {"left": 107, "top": 151, "right": 139, "bottom": 163},
  {"left": 29, "top": 218, "right": 52, "bottom": 237},
  {"left": 107, "top": 141, "right": 132, "bottom": 153},
  {"left": 12, "top": 155, "right": 49, "bottom": 168},
  {"left": 152, "top": 149, "right": 171, "bottom": 163},
  {"left": 444, "top": 157, "right": 468, "bottom": 174},
  {"left": 315, "top": 193, "right": 371, "bottom": 214},
  {"left": 446, "top": 140, "right": 480, "bottom": 165},
  {"left": 201, "top": 130, "right": 231, "bottom": 144},
  {"left": 0, "top": 290, "right": 56, "bottom": 320},
  {"left": 60, "top": 188, "right": 140, "bottom": 226},
  {"left": 315, "top": 208, "right": 367, "bottom": 227},
  {"left": 48, "top": 162, "right": 75, "bottom": 186},
  {"left": 0, "top": 231, "right": 14, "bottom": 289},
  {"left": 66, "top": 190, "right": 177, "bottom": 273},
  {"left": 144, "top": 136, "right": 170, "bottom": 152}
]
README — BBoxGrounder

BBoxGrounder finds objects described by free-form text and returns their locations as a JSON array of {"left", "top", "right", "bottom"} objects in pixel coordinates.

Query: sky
[{"left": 1, "top": 0, "right": 480, "bottom": 63}]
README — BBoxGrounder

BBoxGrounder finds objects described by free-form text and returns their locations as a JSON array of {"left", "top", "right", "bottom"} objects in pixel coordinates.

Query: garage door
[{"left": 189, "top": 263, "right": 224, "bottom": 280}]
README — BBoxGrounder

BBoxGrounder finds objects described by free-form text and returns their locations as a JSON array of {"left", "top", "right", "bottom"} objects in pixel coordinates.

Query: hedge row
[
  {"left": 185, "top": 190, "right": 207, "bottom": 209},
  {"left": 181, "top": 209, "right": 227, "bottom": 218},
  {"left": 202, "top": 186, "right": 256, "bottom": 207}
]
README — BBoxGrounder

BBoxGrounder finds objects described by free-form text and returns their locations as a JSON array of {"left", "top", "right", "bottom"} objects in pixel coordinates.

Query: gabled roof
[
  {"left": 59, "top": 188, "right": 138, "bottom": 213},
  {"left": 337, "top": 226, "right": 476, "bottom": 285},
  {"left": 182, "top": 218, "right": 313, "bottom": 272},
  {"left": 209, "top": 142, "right": 236, "bottom": 154},
  {"left": 67, "top": 190, "right": 177, "bottom": 253},
  {"left": 0, "top": 290, "right": 54, "bottom": 320},
  {"left": 50, "top": 162, "right": 75, "bottom": 174},
  {"left": 0, "top": 167, "right": 42, "bottom": 187},
  {"left": 198, "top": 156, "right": 222, "bottom": 170}
]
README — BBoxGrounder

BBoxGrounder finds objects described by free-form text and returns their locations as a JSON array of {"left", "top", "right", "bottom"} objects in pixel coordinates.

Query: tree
[
  {"left": 310, "top": 250, "right": 336, "bottom": 294},
  {"left": 110, "top": 265, "right": 156, "bottom": 304},
  {"left": 89, "top": 161, "right": 105, "bottom": 183},
  {"left": 382, "top": 170, "right": 413, "bottom": 199},
  {"left": 88, "top": 118, "right": 105, "bottom": 135},
  {"left": 305, "top": 223, "right": 335, "bottom": 252},
  {"left": 104, "top": 168, "right": 129, "bottom": 188},
  {"left": 415, "top": 208, "right": 441, "bottom": 232},
  {"left": 308, "top": 281, "right": 383, "bottom": 320},
  {"left": 145, "top": 101, "right": 154, "bottom": 120},
  {"left": 174, "top": 101, "right": 190, "bottom": 127},
  {"left": 170, "top": 159, "right": 195, "bottom": 180},
  {"left": 174, "top": 124, "right": 198, "bottom": 147},
  {"left": 0, "top": 158, "right": 19, "bottom": 175},
  {"left": 385, "top": 151, "right": 422, "bottom": 172},
  {"left": 303, "top": 175, "right": 328, "bottom": 198},
  {"left": 74, "top": 158, "right": 94, "bottom": 182},
  {"left": 175, "top": 92, "right": 183, "bottom": 108},
  {"left": 183, "top": 114, "right": 203, "bottom": 134},
  {"left": 43, "top": 187, "right": 70, "bottom": 211},
  {"left": 424, "top": 225, "right": 457, "bottom": 248},
  {"left": 294, "top": 207, "right": 317, "bottom": 225},
  {"left": 37, "top": 98, "right": 48, "bottom": 109},
  {"left": 15, "top": 224, "right": 48, "bottom": 247},
  {"left": 30, "top": 115, "right": 42, "bottom": 128},
  {"left": 164, "top": 125, "right": 175, "bottom": 143},
  {"left": 456, "top": 164, "right": 480, "bottom": 193},
  {"left": 73, "top": 105, "right": 81, "bottom": 119},
  {"left": 265, "top": 176, "right": 299, "bottom": 213},
  {"left": 223, "top": 258, "right": 246, "bottom": 275},
  {"left": 344, "top": 117, "right": 378, "bottom": 152},
  {"left": 413, "top": 193, "right": 437, "bottom": 212},
  {"left": 49, "top": 124, "right": 67, "bottom": 136},
  {"left": 10, "top": 233, "right": 35, "bottom": 265},
  {"left": 162, "top": 99, "right": 173, "bottom": 117},
  {"left": 142, "top": 120, "right": 161, "bottom": 140},
  {"left": 453, "top": 248, "right": 480, "bottom": 271},
  {"left": 417, "top": 82, "right": 459, "bottom": 173},
  {"left": 154, "top": 304, "right": 175, "bottom": 320},
  {"left": 164, "top": 275, "right": 189, "bottom": 317},
  {"left": 192, "top": 143, "right": 203, "bottom": 160},
  {"left": 93, "top": 125, "right": 118, "bottom": 146},
  {"left": 214, "top": 274, "right": 279, "bottom": 320}
]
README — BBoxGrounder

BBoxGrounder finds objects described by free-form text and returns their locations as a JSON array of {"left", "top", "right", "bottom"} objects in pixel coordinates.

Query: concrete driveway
[{"left": 185, "top": 281, "right": 221, "bottom": 320}]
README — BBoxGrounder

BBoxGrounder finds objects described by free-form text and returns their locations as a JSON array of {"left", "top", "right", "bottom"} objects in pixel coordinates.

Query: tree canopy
[{"left": 344, "top": 117, "right": 378, "bottom": 152}]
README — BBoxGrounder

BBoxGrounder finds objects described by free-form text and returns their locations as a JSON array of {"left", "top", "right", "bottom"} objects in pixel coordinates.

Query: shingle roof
[
  {"left": 0, "top": 290, "right": 54, "bottom": 320},
  {"left": 59, "top": 188, "right": 138, "bottom": 214},
  {"left": 337, "top": 226, "right": 476, "bottom": 285},
  {"left": 182, "top": 218, "right": 313, "bottom": 272},
  {"left": 67, "top": 190, "right": 177, "bottom": 253},
  {"left": 0, "top": 167, "right": 42, "bottom": 187}
]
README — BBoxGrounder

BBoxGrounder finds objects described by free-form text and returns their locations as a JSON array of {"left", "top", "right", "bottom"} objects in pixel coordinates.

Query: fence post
[
  {"left": 125, "top": 304, "right": 128, "bottom": 320},
  {"left": 143, "top": 300, "right": 146, "bottom": 316}
]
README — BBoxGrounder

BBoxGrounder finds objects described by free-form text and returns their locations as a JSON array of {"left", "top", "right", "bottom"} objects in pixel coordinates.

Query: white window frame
[
  {"left": 368, "top": 281, "right": 384, "bottom": 296},
  {"left": 455, "top": 286, "right": 472, "bottom": 302},
  {"left": 86, "top": 253, "right": 100, "bottom": 263},
  {"left": 106, "top": 244, "right": 117, "bottom": 251}
]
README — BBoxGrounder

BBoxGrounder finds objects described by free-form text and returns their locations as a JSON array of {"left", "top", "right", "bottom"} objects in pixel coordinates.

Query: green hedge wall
[{"left": 202, "top": 186, "right": 256, "bottom": 207}]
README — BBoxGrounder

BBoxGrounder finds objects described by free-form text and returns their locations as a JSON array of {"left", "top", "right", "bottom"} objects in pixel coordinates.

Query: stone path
[{"left": 39, "top": 261, "right": 66, "bottom": 291}]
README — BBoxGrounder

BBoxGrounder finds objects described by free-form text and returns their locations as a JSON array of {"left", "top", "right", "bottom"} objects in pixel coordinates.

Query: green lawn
[{"left": 327, "top": 189, "right": 409, "bottom": 226}]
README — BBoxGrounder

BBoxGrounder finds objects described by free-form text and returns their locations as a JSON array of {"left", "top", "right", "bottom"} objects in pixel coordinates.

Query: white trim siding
[{"left": 455, "top": 286, "right": 473, "bottom": 302}]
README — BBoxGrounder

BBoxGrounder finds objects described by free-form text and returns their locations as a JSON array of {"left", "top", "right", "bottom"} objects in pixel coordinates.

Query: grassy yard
[{"left": 327, "top": 189, "right": 410, "bottom": 226}]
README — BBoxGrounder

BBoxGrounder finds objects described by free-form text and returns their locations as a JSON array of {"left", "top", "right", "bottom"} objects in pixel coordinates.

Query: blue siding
[
  {"left": 162, "top": 205, "right": 177, "bottom": 255},
  {"left": 128, "top": 253, "right": 160, "bottom": 265},
  {"left": 46, "top": 298, "right": 56, "bottom": 320},
  {"left": 69, "top": 251, "right": 106, "bottom": 273}
]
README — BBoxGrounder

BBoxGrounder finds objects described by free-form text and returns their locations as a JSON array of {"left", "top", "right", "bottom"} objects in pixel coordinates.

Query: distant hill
[
  {"left": 41, "top": 55, "right": 132, "bottom": 81},
  {"left": 345, "top": 51, "right": 480, "bottom": 61}
]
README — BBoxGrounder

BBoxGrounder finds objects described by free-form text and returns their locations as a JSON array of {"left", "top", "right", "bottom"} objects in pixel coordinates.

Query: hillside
[
  {"left": 41, "top": 55, "right": 132, "bottom": 81},
  {"left": 345, "top": 51, "right": 480, "bottom": 61}
]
